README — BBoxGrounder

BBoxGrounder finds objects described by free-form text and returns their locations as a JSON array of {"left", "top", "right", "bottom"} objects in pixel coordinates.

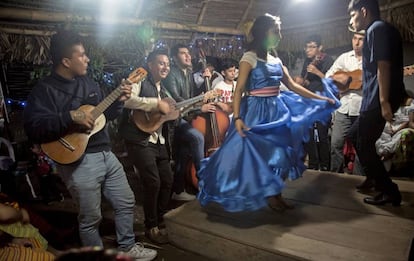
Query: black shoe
[
  {"left": 356, "top": 178, "right": 375, "bottom": 191},
  {"left": 363, "top": 191, "right": 401, "bottom": 206}
]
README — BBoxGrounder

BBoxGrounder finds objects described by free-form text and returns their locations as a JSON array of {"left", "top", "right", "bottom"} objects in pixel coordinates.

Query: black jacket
[
  {"left": 162, "top": 65, "right": 205, "bottom": 117},
  {"left": 119, "top": 75, "right": 175, "bottom": 147},
  {"left": 24, "top": 72, "right": 123, "bottom": 153},
  {"left": 162, "top": 65, "right": 197, "bottom": 101},
  {"left": 301, "top": 54, "right": 334, "bottom": 92}
]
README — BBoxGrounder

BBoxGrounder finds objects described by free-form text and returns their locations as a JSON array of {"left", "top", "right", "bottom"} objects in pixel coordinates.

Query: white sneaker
[
  {"left": 123, "top": 242, "right": 157, "bottom": 261},
  {"left": 171, "top": 191, "right": 196, "bottom": 201}
]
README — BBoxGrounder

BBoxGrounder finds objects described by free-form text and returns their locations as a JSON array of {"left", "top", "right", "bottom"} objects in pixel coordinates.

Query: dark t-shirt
[
  {"left": 361, "top": 20, "right": 406, "bottom": 112},
  {"left": 301, "top": 53, "right": 334, "bottom": 92}
]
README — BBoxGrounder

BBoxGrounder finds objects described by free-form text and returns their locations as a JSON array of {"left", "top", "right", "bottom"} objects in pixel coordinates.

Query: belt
[{"left": 247, "top": 86, "right": 280, "bottom": 97}]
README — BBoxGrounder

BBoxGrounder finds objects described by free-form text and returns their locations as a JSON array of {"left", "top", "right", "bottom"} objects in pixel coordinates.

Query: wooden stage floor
[{"left": 164, "top": 171, "right": 414, "bottom": 261}]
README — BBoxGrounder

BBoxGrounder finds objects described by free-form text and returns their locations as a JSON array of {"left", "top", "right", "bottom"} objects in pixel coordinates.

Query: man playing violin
[{"left": 296, "top": 34, "right": 334, "bottom": 171}]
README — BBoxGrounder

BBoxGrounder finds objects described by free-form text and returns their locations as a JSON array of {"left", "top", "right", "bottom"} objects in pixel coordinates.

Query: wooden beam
[
  {"left": 237, "top": 0, "right": 253, "bottom": 30},
  {"left": 0, "top": 7, "right": 243, "bottom": 35},
  {"left": 0, "top": 0, "right": 412, "bottom": 38},
  {"left": 0, "top": 27, "right": 55, "bottom": 36},
  {"left": 134, "top": 0, "right": 144, "bottom": 18},
  {"left": 146, "top": 0, "right": 203, "bottom": 14},
  {"left": 197, "top": 1, "right": 209, "bottom": 25}
]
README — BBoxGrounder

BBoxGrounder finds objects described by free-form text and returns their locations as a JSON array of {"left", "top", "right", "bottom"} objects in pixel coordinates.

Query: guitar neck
[
  {"left": 91, "top": 87, "right": 122, "bottom": 120},
  {"left": 175, "top": 94, "right": 205, "bottom": 109}
]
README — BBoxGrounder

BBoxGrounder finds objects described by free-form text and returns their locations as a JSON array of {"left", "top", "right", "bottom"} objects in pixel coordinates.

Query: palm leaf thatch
[{"left": 0, "top": 33, "right": 50, "bottom": 65}]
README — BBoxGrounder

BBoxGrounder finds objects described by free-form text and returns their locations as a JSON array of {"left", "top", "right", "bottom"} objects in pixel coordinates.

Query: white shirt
[
  {"left": 123, "top": 82, "right": 165, "bottom": 144},
  {"left": 214, "top": 80, "right": 235, "bottom": 103},
  {"left": 325, "top": 50, "right": 363, "bottom": 116},
  {"left": 384, "top": 100, "right": 414, "bottom": 134}
]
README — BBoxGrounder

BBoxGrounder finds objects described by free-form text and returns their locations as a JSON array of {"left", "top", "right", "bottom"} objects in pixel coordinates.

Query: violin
[{"left": 296, "top": 53, "right": 326, "bottom": 87}]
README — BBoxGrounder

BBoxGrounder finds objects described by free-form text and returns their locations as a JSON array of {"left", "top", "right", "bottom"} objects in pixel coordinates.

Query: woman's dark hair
[
  {"left": 50, "top": 30, "right": 83, "bottom": 67},
  {"left": 348, "top": 0, "right": 380, "bottom": 18},
  {"left": 247, "top": 15, "right": 278, "bottom": 60}
]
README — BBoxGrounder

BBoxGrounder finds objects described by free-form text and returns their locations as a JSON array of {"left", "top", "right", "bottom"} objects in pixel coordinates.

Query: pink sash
[{"left": 247, "top": 86, "right": 280, "bottom": 97}]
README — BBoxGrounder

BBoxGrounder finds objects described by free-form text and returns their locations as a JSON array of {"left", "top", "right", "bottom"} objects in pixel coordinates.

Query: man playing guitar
[
  {"left": 119, "top": 49, "right": 174, "bottom": 244},
  {"left": 325, "top": 27, "right": 365, "bottom": 176},
  {"left": 24, "top": 30, "right": 157, "bottom": 260}
]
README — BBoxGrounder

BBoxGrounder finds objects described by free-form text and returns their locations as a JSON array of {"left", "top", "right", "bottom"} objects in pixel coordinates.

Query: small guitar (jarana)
[{"left": 41, "top": 68, "right": 147, "bottom": 164}]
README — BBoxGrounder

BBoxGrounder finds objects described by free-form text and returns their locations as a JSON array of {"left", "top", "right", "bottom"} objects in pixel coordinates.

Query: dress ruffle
[{"left": 197, "top": 64, "right": 340, "bottom": 212}]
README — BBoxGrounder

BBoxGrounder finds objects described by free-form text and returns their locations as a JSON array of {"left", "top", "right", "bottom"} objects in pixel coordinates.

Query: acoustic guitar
[
  {"left": 41, "top": 68, "right": 148, "bottom": 164},
  {"left": 332, "top": 69, "right": 362, "bottom": 93},
  {"left": 333, "top": 64, "right": 414, "bottom": 93},
  {"left": 132, "top": 90, "right": 220, "bottom": 133}
]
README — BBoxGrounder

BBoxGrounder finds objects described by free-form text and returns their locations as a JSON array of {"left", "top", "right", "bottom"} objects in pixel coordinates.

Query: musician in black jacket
[
  {"left": 119, "top": 49, "right": 174, "bottom": 244},
  {"left": 24, "top": 30, "right": 157, "bottom": 260},
  {"left": 162, "top": 44, "right": 216, "bottom": 201}
]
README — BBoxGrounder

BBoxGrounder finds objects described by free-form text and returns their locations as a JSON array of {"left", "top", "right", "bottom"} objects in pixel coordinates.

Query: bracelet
[{"left": 233, "top": 116, "right": 242, "bottom": 122}]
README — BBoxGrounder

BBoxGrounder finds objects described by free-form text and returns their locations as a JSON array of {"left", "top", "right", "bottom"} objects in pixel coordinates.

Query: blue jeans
[
  {"left": 173, "top": 119, "right": 204, "bottom": 193},
  {"left": 58, "top": 151, "right": 136, "bottom": 251}
]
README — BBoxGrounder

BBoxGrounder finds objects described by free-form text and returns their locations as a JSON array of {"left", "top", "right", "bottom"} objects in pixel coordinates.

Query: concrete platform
[{"left": 164, "top": 171, "right": 414, "bottom": 261}]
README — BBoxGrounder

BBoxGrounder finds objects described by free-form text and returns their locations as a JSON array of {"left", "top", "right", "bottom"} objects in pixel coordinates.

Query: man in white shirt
[{"left": 326, "top": 27, "right": 364, "bottom": 175}]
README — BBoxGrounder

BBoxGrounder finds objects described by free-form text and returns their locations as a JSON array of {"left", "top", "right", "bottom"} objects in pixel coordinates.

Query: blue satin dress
[{"left": 197, "top": 56, "right": 340, "bottom": 212}]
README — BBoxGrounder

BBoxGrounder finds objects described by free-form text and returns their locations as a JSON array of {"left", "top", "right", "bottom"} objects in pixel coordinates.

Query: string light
[
  {"left": 5, "top": 98, "right": 27, "bottom": 107},
  {"left": 103, "top": 72, "right": 115, "bottom": 85}
]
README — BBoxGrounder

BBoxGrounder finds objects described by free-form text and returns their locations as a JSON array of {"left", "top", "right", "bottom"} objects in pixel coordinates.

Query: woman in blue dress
[{"left": 197, "top": 14, "right": 340, "bottom": 212}]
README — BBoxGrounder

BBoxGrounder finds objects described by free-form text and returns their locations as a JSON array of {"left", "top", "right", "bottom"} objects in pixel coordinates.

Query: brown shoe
[{"left": 145, "top": 227, "right": 169, "bottom": 244}]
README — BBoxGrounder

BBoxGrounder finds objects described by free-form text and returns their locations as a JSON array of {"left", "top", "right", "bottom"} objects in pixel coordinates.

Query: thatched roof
[
  {"left": 1, "top": 0, "right": 414, "bottom": 101},
  {"left": 1, "top": 0, "right": 414, "bottom": 142},
  {"left": 1, "top": 0, "right": 414, "bottom": 55}
]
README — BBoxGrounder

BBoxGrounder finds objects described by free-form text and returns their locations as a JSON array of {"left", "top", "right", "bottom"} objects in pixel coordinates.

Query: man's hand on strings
[
  {"left": 201, "top": 102, "right": 216, "bottom": 113},
  {"left": 118, "top": 79, "right": 132, "bottom": 102}
]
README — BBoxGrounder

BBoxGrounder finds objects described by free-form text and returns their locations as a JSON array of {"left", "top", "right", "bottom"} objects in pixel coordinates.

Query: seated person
[
  {"left": 375, "top": 97, "right": 414, "bottom": 171},
  {"left": 193, "top": 63, "right": 223, "bottom": 91},
  {"left": 30, "top": 144, "right": 65, "bottom": 204},
  {"left": 0, "top": 202, "right": 56, "bottom": 260},
  {"left": 213, "top": 58, "right": 238, "bottom": 115}
]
